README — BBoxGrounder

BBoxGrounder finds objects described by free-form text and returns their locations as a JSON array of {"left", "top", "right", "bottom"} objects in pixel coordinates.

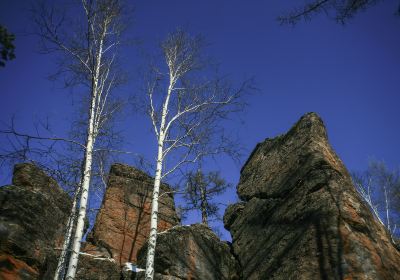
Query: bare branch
[
  {"left": 278, "top": 0, "right": 382, "bottom": 25},
  {"left": 0, "top": 128, "right": 85, "bottom": 149}
]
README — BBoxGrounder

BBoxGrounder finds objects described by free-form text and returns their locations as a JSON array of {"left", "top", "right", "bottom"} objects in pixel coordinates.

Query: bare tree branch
[{"left": 278, "top": 0, "right": 383, "bottom": 25}]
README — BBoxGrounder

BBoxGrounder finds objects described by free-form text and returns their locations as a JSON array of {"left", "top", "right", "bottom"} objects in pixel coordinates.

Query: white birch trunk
[
  {"left": 384, "top": 185, "right": 391, "bottom": 232},
  {"left": 54, "top": 189, "right": 79, "bottom": 280},
  {"left": 64, "top": 15, "right": 107, "bottom": 277},
  {"left": 65, "top": 115, "right": 96, "bottom": 279},
  {"left": 145, "top": 78, "right": 174, "bottom": 280},
  {"left": 144, "top": 144, "right": 163, "bottom": 280},
  {"left": 65, "top": 46, "right": 103, "bottom": 280}
]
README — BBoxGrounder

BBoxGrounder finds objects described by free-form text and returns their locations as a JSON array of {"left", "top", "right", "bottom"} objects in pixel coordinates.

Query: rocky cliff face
[
  {"left": 0, "top": 163, "right": 181, "bottom": 279},
  {"left": 224, "top": 112, "right": 400, "bottom": 279},
  {"left": 2, "top": 113, "right": 400, "bottom": 280},
  {"left": 87, "top": 163, "right": 180, "bottom": 266},
  {"left": 0, "top": 163, "right": 72, "bottom": 279},
  {"left": 136, "top": 224, "right": 240, "bottom": 280}
]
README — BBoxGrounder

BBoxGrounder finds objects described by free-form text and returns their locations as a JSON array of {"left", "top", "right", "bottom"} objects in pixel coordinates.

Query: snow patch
[{"left": 123, "top": 262, "right": 145, "bottom": 272}]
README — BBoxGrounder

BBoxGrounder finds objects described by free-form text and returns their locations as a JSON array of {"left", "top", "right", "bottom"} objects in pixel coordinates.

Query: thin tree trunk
[
  {"left": 384, "top": 185, "right": 391, "bottom": 232},
  {"left": 65, "top": 17, "right": 106, "bottom": 278},
  {"left": 200, "top": 185, "right": 208, "bottom": 226},
  {"left": 144, "top": 146, "right": 163, "bottom": 280},
  {"left": 54, "top": 188, "right": 80, "bottom": 280},
  {"left": 145, "top": 77, "right": 174, "bottom": 280},
  {"left": 65, "top": 113, "right": 96, "bottom": 279}
]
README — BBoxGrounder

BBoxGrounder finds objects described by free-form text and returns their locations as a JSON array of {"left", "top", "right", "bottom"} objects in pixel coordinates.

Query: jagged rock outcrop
[
  {"left": 136, "top": 224, "right": 240, "bottom": 280},
  {"left": 224, "top": 112, "right": 400, "bottom": 279},
  {"left": 0, "top": 163, "right": 71, "bottom": 279},
  {"left": 0, "top": 162, "right": 180, "bottom": 279},
  {"left": 87, "top": 163, "right": 180, "bottom": 266}
]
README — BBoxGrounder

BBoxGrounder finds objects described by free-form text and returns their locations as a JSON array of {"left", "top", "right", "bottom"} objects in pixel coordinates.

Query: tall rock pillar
[{"left": 224, "top": 113, "right": 400, "bottom": 279}]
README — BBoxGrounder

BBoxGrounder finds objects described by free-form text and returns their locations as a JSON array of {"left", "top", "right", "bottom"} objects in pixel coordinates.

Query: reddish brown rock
[
  {"left": 0, "top": 254, "right": 39, "bottom": 279},
  {"left": 88, "top": 163, "right": 180, "bottom": 266},
  {"left": 0, "top": 163, "right": 71, "bottom": 279},
  {"left": 224, "top": 113, "right": 400, "bottom": 280}
]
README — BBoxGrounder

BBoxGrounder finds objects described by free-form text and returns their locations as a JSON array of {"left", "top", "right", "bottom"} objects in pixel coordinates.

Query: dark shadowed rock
[
  {"left": 224, "top": 112, "right": 400, "bottom": 280},
  {"left": 87, "top": 163, "right": 180, "bottom": 266},
  {"left": 0, "top": 163, "right": 72, "bottom": 279},
  {"left": 75, "top": 251, "right": 121, "bottom": 280},
  {"left": 136, "top": 224, "right": 240, "bottom": 280}
]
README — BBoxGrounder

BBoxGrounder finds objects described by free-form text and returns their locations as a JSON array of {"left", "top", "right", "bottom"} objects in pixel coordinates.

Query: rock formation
[
  {"left": 224, "top": 112, "right": 400, "bottom": 279},
  {"left": 0, "top": 163, "right": 71, "bottom": 279},
  {"left": 87, "top": 163, "right": 180, "bottom": 266},
  {"left": 2, "top": 113, "right": 400, "bottom": 280},
  {"left": 136, "top": 224, "right": 240, "bottom": 280},
  {"left": 0, "top": 164, "right": 179, "bottom": 280},
  {"left": 0, "top": 162, "right": 180, "bottom": 279}
]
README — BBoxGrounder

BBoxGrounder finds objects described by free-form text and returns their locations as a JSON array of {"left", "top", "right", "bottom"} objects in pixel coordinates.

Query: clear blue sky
[{"left": 1, "top": 0, "right": 399, "bottom": 240}]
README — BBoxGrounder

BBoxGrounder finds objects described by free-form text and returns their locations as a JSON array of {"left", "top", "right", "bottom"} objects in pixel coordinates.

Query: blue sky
[{"left": 1, "top": 1, "right": 399, "bottom": 240}]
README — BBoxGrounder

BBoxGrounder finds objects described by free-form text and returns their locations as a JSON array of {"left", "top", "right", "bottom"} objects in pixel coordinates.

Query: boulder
[
  {"left": 87, "top": 163, "right": 180, "bottom": 265},
  {"left": 137, "top": 224, "right": 240, "bottom": 280},
  {"left": 0, "top": 163, "right": 72, "bottom": 279},
  {"left": 224, "top": 112, "right": 400, "bottom": 279}
]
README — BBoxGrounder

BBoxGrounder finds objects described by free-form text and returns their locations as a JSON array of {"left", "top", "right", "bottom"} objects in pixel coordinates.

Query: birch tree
[
  {"left": 32, "top": 0, "right": 127, "bottom": 278},
  {"left": 352, "top": 160, "right": 400, "bottom": 240},
  {"left": 143, "top": 30, "right": 251, "bottom": 279},
  {"left": 0, "top": 112, "right": 123, "bottom": 279}
]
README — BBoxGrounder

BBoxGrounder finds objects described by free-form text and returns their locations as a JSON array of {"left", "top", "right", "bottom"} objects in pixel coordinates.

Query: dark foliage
[
  {"left": 182, "top": 169, "right": 231, "bottom": 226},
  {"left": 0, "top": 25, "right": 16, "bottom": 67}
]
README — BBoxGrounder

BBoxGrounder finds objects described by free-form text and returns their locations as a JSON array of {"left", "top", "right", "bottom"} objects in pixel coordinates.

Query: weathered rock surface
[
  {"left": 224, "top": 112, "right": 400, "bottom": 280},
  {"left": 0, "top": 163, "right": 71, "bottom": 279},
  {"left": 0, "top": 162, "right": 181, "bottom": 279},
  {"left": 75, "top": 248, "right": 121, "bottom": 280},
  {"left": 136, "top": 224, "right": 240, "bottom": 280},
  {"left": 87, "top": 163, "right": 180, "bottom": 265}
]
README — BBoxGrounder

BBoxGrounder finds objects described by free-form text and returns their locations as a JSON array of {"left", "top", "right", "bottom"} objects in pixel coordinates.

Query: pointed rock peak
[
  {"left": 238, "top": 112, "right": 344, "bottom": 201},
  {"left": 286, "top": 112, "right": 327, "bottom": 140},
  {"left": 226, "top": 113, "right": 400, "bottom": 279}
]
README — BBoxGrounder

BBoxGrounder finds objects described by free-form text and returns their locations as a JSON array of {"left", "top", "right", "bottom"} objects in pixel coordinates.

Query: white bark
[
  {"left": 383, "top": 184, "right": 391, "bottom": 233},
  {"left": 143, "top": 31, "right": 246, "bottom": 279},
  {"left": 33, "top": 1, "right": 124, "bottom": 278},
  {"left": 144, "top": 145, "right": 163, "bottom": 280},
  {"left": 54, "top": 189, "right": 79, "bottom": 280},
  {"left": 355, "top": 179, "right": 384, "bottom": 226},
  {"left": 65, "top": 101, "right": 97, "bottom": 279},
  {"left": 65, "top": 16, "right": 106, "bottom": 278},
  {"left": 145, "top": 77, "right": 173, "bottom": 280}
]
